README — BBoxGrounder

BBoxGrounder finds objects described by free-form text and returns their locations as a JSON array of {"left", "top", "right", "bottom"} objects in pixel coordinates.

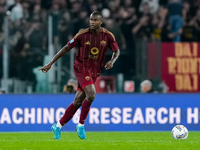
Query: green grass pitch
[{"left": 0, "top": 132, "right": 199, "bottom": 150}]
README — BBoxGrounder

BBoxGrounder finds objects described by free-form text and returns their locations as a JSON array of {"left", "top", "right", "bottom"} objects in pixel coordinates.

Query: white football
[{"left": 171, "top": 125, "right": 188, "bottom": 139}]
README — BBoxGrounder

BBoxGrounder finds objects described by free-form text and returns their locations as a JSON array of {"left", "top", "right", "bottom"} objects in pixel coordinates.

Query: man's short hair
[
  {"left": 91, "top": 11, "right": 102, "bottom": 17},
  {"left": 90, "top": 11, "right": 103, "bottom": 21}
]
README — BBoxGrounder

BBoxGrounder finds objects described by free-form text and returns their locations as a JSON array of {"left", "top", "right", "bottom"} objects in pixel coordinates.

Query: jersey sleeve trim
[
  {"left": 74, "top": 28, "right": 90, "bottom": 39},
  {"left": 102, "top": 28, "right": 116, "bottom": 41}
]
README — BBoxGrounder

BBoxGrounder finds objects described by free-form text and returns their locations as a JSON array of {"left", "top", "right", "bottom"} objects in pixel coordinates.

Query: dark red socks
[
  {"left": 59, "top": 103, "right": 78, "bottom": 126},
  {"left": 79, "top": 99, "right": 92, "bottom": 124}
]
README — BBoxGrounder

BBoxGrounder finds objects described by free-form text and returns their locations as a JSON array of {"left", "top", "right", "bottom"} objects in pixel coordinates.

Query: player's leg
[
  {"left": 52, "top": 90, "right": 86, "bottom": 139},
  {"left": 79, "top": 84, "right": 96, "bottom": 123},
  {"left": 59, "top": 90, "right": 86, "bottom": 125},
  {"left": 74, "top": 67, "right": 97, "bottom": 139},
  {"left": 76, "top": 84, "right": 96, "bottom": 139}
]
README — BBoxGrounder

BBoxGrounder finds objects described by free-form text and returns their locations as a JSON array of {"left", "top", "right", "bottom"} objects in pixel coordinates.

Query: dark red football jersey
[{"left": 67, "top": 27, "right": 119, "bottom": 77}]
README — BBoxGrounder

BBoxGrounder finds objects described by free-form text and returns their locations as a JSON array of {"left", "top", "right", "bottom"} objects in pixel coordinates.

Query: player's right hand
[{"left": 38, "top": 64, "right": 52, "bottom": 73}]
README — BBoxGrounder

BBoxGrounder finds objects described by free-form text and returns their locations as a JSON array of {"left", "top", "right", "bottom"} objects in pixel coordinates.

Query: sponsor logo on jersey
[
  {"left": 101, "top": 40, "right": 106, "bottom": 46},
  {"left": 90, "top": 47, "right": 99, "bottom": 55},
  {"left": 89, "top": 47, "right": 99, "bottom": 59},
  {"left": 85, "top": 76, "right": 90, "bottom": 81},
  {"left": 70, "top": 39, "right": 74, "bottom": 44},
  {"left": 85, "top": 41, "right": 91, "bottom": 45}
]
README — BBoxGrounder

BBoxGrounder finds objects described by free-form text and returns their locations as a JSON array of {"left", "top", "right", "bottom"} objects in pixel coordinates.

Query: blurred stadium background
[
  {"left": 0, "top": 0, "right": 200, "bottom": 145},
  {"left": 0, "top": 0, "right": 200, "bottom": 94}
]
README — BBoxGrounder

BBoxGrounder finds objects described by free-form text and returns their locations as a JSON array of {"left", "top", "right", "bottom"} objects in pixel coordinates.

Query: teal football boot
[
  {"left": 76, "top": 125, "right": 86, "bottom": 139},
  {"left": 51, "top": 123, "right": 61, "bottom": 139}
]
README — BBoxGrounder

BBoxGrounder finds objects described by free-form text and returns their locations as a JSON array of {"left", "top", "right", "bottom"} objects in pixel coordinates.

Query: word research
[{"left": 0, "top": 107, "right": 199, "bottom": 125}]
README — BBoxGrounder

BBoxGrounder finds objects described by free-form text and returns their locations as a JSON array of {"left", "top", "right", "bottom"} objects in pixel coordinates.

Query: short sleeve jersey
[{"left": 67, "top": 27, "right": 119, "bottom": 77}]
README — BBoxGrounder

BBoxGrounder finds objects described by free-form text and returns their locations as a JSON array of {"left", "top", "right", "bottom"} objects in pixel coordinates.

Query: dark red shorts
[{"left": 74, "top": 65, "right": 97, "bottom": 92}]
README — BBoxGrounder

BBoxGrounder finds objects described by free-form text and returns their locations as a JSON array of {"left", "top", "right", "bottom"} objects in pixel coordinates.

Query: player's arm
[
  {"left": 105, "top": 49, "right": 120, "bottom": 70},
  {"left": 38, "top": 45, "right": 71, "bottom": 73},
  {"left": 39, "top": 30, "right": 81, "bottom": 73},
  {"left": 105, "top": 31, "right": 120, "bottom": 70}
]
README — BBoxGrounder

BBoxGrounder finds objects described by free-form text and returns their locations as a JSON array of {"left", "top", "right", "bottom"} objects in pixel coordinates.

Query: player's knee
[
  {"left": 73, "top": 101, "right": 82, "bottom": 108},
  {"left": 86, "top": 91, "right": 96, "bottom": 102},
  {"left": 73, "top": 98, "right": 83, "bottom": 108}
]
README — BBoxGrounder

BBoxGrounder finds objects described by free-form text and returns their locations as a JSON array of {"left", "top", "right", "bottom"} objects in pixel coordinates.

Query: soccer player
[{"left": 38, "top": 11, "right": 120, "bottom": 139}]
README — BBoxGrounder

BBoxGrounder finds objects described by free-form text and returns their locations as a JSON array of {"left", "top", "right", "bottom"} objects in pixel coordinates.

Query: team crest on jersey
[
  {"left": 70, "top": 39, "right": 74, "bottom": 43},
  {"left": 85, "top": 76, "right": 90, "bottom": 81},
  {"left": 85, "top": 41, "right": 90, "bottom": 45},
  {"left": 101, "top": 40, "right": 106, "bottom": 46}
]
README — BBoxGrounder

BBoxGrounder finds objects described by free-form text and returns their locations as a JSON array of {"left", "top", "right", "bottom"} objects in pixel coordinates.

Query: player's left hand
[{"left": 104, "top": 61, "right": 113, "bottom": 70}]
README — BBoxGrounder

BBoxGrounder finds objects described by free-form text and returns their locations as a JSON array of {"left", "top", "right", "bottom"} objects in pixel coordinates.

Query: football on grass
[{"left": 171, "top": 125, "right": 188, "bottom": 139}]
